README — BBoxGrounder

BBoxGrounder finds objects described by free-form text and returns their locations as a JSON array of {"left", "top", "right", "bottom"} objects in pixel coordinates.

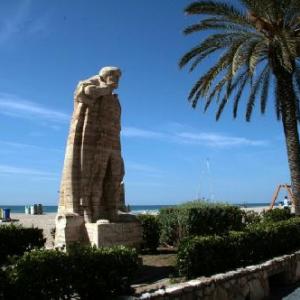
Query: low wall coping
[{"left": 133, "top": 249, "right": 300, "bottom": 299}]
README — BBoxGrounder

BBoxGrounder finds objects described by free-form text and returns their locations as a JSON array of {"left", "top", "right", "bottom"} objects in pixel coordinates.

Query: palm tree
[{"left": 179, "top": 0, "right": 300, "bottom": 214}]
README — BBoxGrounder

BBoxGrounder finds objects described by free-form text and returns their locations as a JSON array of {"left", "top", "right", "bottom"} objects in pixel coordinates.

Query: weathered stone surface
[
  {"left": 295, "top": 261, "right": 300, "bottom": 280},
  {"left": 181, "top": 292, "right": 194, "bottom": 300},
  {"left": 165, "top": 286, "right": 183, "bottom": 295},
  {"left": 54, "top": 213, "right": 85, "bottom": 248},
  {"left": 58, "top": 66, "right": 126, "bottom": 222},
  {"left": 85, "top": 221, "right": 142, "bottom": 248},
  {"left": 213, "top": 287, "right": 228, "bottom": 300},
  {"left": 241, "top": 284, "right": 250, "bottom": 298},
  {"left": 55, "top": 67, "right": 142, "bottom": 249},
  {"left": 239, "top": 276, "right": 248, "bottom": 287},
  {"left": 248, "top": 278, "right": 266, "bottom": 300}
]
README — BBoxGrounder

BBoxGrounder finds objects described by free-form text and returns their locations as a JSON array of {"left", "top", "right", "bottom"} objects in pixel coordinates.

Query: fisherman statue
[{"left": 55, "top": 66, "right": 141, "bottom": 249}]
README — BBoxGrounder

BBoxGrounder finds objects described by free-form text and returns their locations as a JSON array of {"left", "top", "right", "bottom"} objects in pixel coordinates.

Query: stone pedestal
[
  {"left": 55, "top": 214, "right": 142, "bottom": 250},
  {"left": 85, "top": 220, "right": 142, "bottom": 249},
  {"left": 54, "top": 213, "right": 86, "bottom": 249}
]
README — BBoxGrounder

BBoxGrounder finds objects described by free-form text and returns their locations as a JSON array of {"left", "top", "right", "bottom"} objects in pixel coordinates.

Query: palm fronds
[
  {"left": 184, "top": 1, "right": 251, "bottom": 27},
  {"left": 180, "top": 0, "right": 300, "bottom": 121}
]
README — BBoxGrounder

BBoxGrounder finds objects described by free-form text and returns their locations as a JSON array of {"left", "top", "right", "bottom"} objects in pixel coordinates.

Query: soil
[{"left": 132, "top": 248, "right": 181, "bottom": 295}]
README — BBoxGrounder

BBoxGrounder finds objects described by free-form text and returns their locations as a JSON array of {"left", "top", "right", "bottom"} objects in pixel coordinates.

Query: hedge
[
  {"left": 262, "top": 207, "right": 292, "bottom": 222},
  {"left": 0, "top": 225, "right": 45, "bottom": 265},
  {"left": 177, "top": 217, "right": 300, "bottom": 278},
  {"left": 158, "top": 208, "right": 179, "bottom": 246},
  {"left": 68, "top": 244, "right": 139, "bottom": 298},
  {"left": 2, "top": 245, "right": 139, "bottom": 299},
  {"left": 241, "top": 209, "right": 261, "bottom": 225},
  {"left": 137, "top": 214, "right": 160, "bottom": 252},
  {"left": 6, "top": 249, "right": 72, "bottom": 300},
  {"left": 0, "top": 268, "right": 9, "bottom": 300},
  {"left": 159, "top": 201, "right": 244, "bottom": 246}
]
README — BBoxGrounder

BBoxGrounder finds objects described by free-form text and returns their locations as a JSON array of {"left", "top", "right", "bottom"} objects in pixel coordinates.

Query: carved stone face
[{"left": 103, "top": 71, "right": 121, "bottom": 89}]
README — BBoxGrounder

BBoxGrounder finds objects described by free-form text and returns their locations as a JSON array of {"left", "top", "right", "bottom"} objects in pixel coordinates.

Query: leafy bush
[
  {"left": 0, "top": 268, "right": 10, "bottom": 299},
  {"left": 68, "top": 244, "right": 139, "bottom": 299},
  {"left": 7, "top": 250, "right": 72, "bottom": 300},
  {"left": 158, "top": 208, "right": 180, "bottom": 246},
  {"left": 137, "top": 214, "right": 160, "bottom": 252},
  {"left": 177, "top": 217, "right": 300, "bottom": 278},
  {"left": 241, "top": 210, "right": 261, "bottom": 225},
  {"left": 262, "top": 208, "right": 292, "bottom": 222},
  {"left": 0, "top": 225, "right": 45, "bottom": 265},
  {"left": 186, "top": 205, "right": 243, "bottom": 235},
  {"left": 159, "top": 201, "right": 244, "bottom": 246},
  {"left": 1, "top": 245, "right": 139, "bottom": 299}
]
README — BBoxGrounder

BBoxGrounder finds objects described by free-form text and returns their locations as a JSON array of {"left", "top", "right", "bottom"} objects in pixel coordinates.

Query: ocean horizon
[{"left": 0, "top": 202, "right": 272, "bottom": 214}]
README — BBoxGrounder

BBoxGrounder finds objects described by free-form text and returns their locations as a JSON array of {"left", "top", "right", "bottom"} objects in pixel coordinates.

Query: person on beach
[{"left": 283, "top": 196, "right": 289, "bottom": 208}]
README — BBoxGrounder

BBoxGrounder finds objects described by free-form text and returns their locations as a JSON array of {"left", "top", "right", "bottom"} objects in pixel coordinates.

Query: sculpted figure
[{"left": 58, "top": 66, "right": 128, "bottom": 223}]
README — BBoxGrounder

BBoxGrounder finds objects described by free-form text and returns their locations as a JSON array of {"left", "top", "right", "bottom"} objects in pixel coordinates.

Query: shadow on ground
[
  {"left": 131, "top": 250, "right": 178, "bottom": 295},
  {"left": 268, "top": 282, "right": 300, "bottom": 299},
  {"left": 133, "top": 264, "right": 175, "bottom": 284}
]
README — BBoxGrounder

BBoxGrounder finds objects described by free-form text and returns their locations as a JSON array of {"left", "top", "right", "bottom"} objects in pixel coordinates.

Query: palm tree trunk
[{"left": 274, "top": 67, "right": 300, "bottom": 215}]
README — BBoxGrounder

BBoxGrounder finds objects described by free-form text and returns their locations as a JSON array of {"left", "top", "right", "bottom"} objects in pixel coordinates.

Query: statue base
[
  {"left": 54, "top": 214, "right": 142, "bottom": 250},
  {"left": 85, "top": 219, "right": 142, "bottom": 249},
  {"left": 54, "top": 213, "right": 86, "bottom": 249}
]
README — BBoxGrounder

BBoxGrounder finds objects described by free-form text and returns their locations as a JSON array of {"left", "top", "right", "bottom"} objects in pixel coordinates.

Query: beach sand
[
  {"left": 243, "top": 205, "right": 296, "bottom": 213},
  {"left": 7, "top": 213, "right": 56, "bottom": 248},
  {"left": 243, "top": 206, "right": 269, "bottom": 213}
]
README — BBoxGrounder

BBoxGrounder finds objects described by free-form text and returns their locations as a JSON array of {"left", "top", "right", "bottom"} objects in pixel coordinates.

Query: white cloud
[
  {"left": 0, "top": 93, "right": 69, "bottom": 123},
  {"left": 0, "top": 0, "right": 30, "bottom": 43},
  {"left": 122, "top": 127, "right": 165, "bottom": 139},
  {"left": 0, "top": 140, "right": 63, "bottom": 153},
  {"left": 128, "top": 181, "right": 168, "bottom": 187},
  {"left": 126, "top": 162, "right": 163, "bottom": 175},
  {"left": 0, "top": 0, "right": 49, "bottom": 44},
  {"left": 176, "top": 132, "right": 268, "bottom": 147},
  {"left": 0, "top": 164, "right": 58, "bottom": 178},
  {"left": 122, "top": 125, "right": 268, "bottom": 148},
  {"left": 0, "top": 93, "right": 267, "bottom": 149}
]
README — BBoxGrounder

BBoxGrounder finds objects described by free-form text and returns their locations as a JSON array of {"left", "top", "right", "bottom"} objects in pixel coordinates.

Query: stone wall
[{"left": 132, "top": 250, "right": 300, "bottom": 300}]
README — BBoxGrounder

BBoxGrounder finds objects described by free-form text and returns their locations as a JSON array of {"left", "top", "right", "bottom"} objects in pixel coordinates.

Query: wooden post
[{"left": 269, "top": 185, "right": 281, "bottom": 209}]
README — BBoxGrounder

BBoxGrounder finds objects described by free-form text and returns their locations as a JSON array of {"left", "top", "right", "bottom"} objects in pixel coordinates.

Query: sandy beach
[
  {"left": 243, "top": 205, "right": 296, "bottom": 213},
  {"left": 6, "top": 213, "right": 57, "bottom": 248},
  {"left": 243, "top": 206, "right": 269, "bottom": 213}
]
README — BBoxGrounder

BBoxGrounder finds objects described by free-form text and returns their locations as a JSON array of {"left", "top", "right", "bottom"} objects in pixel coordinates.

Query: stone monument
[{"left": 55, "top": 66, "right": 142, "bottom": 249}]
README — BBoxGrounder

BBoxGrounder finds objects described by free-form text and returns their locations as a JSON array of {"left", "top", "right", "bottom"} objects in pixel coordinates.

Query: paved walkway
[{"left": 283, "top": 287, "right": 300, "bottom": 300}]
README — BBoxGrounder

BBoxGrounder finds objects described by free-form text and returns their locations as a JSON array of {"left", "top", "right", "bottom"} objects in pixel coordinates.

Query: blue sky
[{"left": 0, "top": 0, "right": 290, "bottom": 205}]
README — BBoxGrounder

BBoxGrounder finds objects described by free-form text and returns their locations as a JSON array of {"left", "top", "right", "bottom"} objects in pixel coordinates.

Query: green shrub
[
  {"left": 0, "top": 268, "right": 10, "bottom": 300},
  {"left": 7, "top": 250, "right": 72, "bottom": 300},
  {"left": 68, "top": 244, "right": 139, "bottom": 299},
  {"left": 0, "top": 225, "right": 45, "bottom": 265},
  {"left": 158, "top": 208, "right": 180, "bottom": 246},
  {"left": 262, "top": 208, "right": 292, "bottom": 222},
  {"left": 137, "top": 214, "right": 160, "bottom": 252},
  {"left": 185, "top": 205, "right": 243, "bottom": 235},
  {"left": 241, "top": 210, "right": 261, "bottom": 225},
  {"left": 177, "top": 235, "right": 230, "bottom": 277},
  {"left": 2, "top": 245, "right": 139, "bottom": 299},
  {"left": 177, "top": 217, "right": 300, "bottom": 279},
  {"left": 159, "top": 201, "right": 244, "bottom": 246}
]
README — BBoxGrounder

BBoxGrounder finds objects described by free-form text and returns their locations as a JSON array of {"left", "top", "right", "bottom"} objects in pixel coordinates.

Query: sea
[{"left": 0, "top": 202, "right": 271, "bottom": 214}]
